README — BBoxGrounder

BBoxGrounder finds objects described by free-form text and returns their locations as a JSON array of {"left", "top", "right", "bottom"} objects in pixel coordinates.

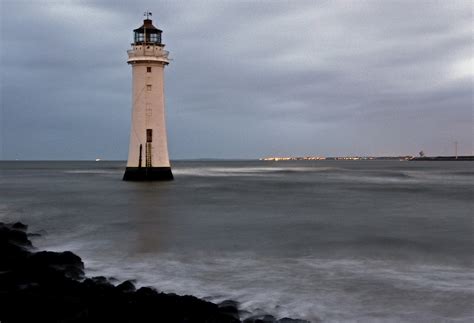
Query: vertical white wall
[{"left": 126, "top": 60, "right": 171, "bottom": 167}]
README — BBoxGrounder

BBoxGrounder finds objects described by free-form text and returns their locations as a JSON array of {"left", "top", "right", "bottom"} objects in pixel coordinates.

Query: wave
[
  {"left": 80, "top": 252, "right": 474, "bottom": 322},
  {"left": 173, "top": 166, "right": 342, "bottom": 177},
  {"left": 56, "top": 164, "right": 474, "bottom": 186},
  {"left": 329, "top": 169, "right": 474, "bottom": 185},
  {"left": 63, "top": 170, "right": 121, "bottom": 174},
  {"left": 173, "top": 166, "right": 473, "bottom": 187}
]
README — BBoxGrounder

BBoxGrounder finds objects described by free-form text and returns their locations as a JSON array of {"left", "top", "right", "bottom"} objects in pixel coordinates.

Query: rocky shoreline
[{"left": 0, "top": 222, "right": 307, "bottom": 323}]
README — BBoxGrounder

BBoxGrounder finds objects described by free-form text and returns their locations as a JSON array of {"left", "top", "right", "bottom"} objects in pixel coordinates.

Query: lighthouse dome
[{"left": 133, "top": 19, "right": 162, "bottom": 45}]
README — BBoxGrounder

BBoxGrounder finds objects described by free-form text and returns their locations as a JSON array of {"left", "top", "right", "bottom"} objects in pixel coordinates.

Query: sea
[{"left": 0, "top": 160, "right": 473, "bottom": 322}]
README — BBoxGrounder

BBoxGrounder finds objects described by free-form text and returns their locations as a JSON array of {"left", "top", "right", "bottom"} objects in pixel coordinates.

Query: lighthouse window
[
  {"left": 150, "top": 33, "right": 159, "bottom": 43},
  {"left": 147, "top": 67, "right": 152, "bottom": 73},
  {"left": 146, "top": 85, "right": 152, "bottom": 91},
  {"left": 146, "top": 129, "right": 153, "bottom": 142},
  {"left": 135, "top": 32, "right": 145, "bottom": 42}
]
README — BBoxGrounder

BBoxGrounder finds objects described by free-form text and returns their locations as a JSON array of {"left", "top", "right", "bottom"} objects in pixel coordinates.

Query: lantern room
[{"left": 133, "top": 19, "right": 162, "bottom": 45}]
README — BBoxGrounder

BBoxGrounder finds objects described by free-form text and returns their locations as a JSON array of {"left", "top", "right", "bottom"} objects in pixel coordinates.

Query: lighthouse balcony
[{"left": 127, "top": 46, "right": 169, "bottom": 63}]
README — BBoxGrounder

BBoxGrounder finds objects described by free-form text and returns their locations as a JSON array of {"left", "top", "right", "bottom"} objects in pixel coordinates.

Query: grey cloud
[{"left": 1, "top": 0, "right": 472, "bottom": 160}]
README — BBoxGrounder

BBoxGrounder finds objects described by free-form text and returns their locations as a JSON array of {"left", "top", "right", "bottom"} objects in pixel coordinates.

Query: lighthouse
[{"left": 123, "top": 13, "right": 173, "bottom": 181}]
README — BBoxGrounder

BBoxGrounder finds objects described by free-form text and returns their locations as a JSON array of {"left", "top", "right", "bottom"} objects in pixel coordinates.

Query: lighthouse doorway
[{"left": 146, "top": 129, "right": 153, "bottom": 168}]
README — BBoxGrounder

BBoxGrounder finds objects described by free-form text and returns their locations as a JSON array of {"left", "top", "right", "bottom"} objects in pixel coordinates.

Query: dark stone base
[{"left": 123, "top": 167, "right": 174, "bottom": 181}]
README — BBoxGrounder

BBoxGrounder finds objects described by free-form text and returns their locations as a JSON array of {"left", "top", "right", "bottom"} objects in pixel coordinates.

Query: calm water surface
[{"left": 1, "top": 160, "right": 473, "bottom": 322}]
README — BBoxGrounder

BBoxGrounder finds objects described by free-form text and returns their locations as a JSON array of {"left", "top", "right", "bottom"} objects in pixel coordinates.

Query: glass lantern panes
[{"left": 135, "top": 32, "right": 145, "bottom": 42}]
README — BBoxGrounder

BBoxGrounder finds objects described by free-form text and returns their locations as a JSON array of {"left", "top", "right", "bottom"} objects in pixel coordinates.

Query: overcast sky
[{"left": 0, "top": 0, "right": 472, "bottom": 160}]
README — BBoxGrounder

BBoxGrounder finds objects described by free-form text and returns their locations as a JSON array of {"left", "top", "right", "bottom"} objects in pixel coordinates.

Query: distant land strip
[{"left": 260, "top": 156, "right": 474, "bottom": 161}]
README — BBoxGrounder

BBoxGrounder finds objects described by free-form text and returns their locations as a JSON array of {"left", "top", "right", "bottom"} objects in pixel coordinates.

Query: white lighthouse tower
[{"left": 123, "top": 13, "right": 173, "bottom": 181}]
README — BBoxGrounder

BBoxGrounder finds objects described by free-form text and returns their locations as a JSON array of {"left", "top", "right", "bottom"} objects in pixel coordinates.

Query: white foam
[
  {"left": 63, "top": 170, "right": 120, "bottom": 174},
  {"left": 80, "top": 253, "right": 474, "bottom": 322},
  {"left": 173, "top": 166, "right": 340, "bottom": 177}
]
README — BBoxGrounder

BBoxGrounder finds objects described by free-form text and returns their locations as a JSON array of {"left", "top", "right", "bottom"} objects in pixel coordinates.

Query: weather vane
[{"left": 144, "top": 11, "right": 152, "bottom": 19}]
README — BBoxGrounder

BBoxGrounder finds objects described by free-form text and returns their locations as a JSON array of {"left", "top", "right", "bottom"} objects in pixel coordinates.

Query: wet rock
[
  {"left": 0, "top": 223, "right": 32, "bottom": 249},
  {"left": 243, "top": 315, "right": 311, "bottom": 323},
  {"left": 116, "top": 280, "right": 136, "bottom": 293},
  {"left": 0, "top": 223, "right": 32, "bottom": 272},
  {"left": 278, "top": 318, "right": 311, "bottom": 323},
  {"left": 12, "top": 222, "right": 27, "bottom": 231},
  {"left": 28, "top": 250, "right": 85, "bottom": 280},
  {"left": 83, "top": 276, "right": 115, "bottom": 292},
  {"left": 244, "top": 314, "right": 277, "bottom": 323},
  {"left": 219, "top": 299, "right": 240, "bottom": 320},
  {"left": 90, "top": 276, "right": 111, "bottom": 285}
]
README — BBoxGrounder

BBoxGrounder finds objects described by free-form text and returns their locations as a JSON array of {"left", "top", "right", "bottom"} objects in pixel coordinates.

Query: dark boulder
[
  {"left": 0, "top": 222, "right": 32, "bottom": 272},
  {"left": 27, "top": 250, "right": 85, "bottom": 280},
  {"left": 244, "top": 315, "right": 311, "bottom": 323},
  {"left": 219, "top": 300, "right": 240, "bottom": 320},
  {"left": 278, "top": 318, "right": 311, "bottom": 323},
  {"left": 12, "top": 222, "right": 28, "bottom": 231},
  {"left": 0, "top": 222, "right": 32, "bottom": 249},
  {"left": 116, "top": 280, "right": 136, "bottom": 293},
  {"left": 244, "top": 314, "right": 277, "bottom": 323}
]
